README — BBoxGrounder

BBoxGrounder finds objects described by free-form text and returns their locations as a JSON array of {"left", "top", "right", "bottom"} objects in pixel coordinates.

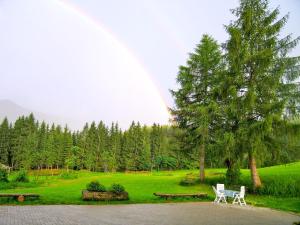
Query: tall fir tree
[
  {"left": 224, "top": 0, "right": 300, "bottom": 188},
  {"left": 0, "top": 118, "right": 10, "bottom": 165},
  {"left": 171, "top": 34, "right": 223, "bottom": 181},
  {"left": 96, "top": 121, "right": 109, "bottom": 171},
  {"left": 150, "top": 123, "right": 162, "bottom": 171},
  {"left": 62, "top": 125, "right": 73, "bottom": 170}
]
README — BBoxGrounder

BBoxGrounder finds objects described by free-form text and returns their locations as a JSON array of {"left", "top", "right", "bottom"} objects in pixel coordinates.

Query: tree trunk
[
  {"left": 199, "top": 143, "right": 205, "bottom": 182},
  {"left": 249, "top": 153, "right": 262, "bottom": 190}
]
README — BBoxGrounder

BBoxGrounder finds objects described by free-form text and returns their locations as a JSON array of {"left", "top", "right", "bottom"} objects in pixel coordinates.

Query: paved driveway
[{"left": 0, "top": 203, "right": 299, "bottom": 225}]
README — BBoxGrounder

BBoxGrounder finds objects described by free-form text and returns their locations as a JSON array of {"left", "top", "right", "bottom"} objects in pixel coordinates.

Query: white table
[{"left": 220, "top": 190, "right": 239, "bottom": 198}]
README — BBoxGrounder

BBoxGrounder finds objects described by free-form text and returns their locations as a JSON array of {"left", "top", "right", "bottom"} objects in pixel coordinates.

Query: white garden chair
[
  {"left": 216, "top": 183, "right": 224, "bottom": 192},
  {"left": 232, "top": 186, "right": 246, "bottom": 206},
  {"left": 212, "top": 186, "right": 227, "bottom": 204}
]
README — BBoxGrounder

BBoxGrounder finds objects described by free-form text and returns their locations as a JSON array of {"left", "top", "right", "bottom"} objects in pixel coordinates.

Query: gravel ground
[{"left": 0, "top": 202, "right": 299, "bottom": 225}]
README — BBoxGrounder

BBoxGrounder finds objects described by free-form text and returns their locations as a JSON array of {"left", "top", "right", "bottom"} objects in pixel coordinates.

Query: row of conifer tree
[
  {"left": 0, "top": 114, "right": 194, "bottom": 171},
  {"left": 0, "top": 113, "right": 299, "bottom": 172}
]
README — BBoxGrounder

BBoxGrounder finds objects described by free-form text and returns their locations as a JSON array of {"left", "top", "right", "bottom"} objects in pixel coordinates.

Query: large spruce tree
[
  {"left": 225, "top": 0, "right": 300, "bottom": 188},
  {"left": 171, "top": 34, "right": 223, "bottom": 181}
]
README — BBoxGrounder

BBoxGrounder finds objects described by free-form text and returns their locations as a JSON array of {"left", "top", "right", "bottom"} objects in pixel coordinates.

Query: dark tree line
[
  {"left": 0, "top": 114, "right": 196, "bottom": 171},
  {"left": 0, "top": 113, "right": 299, "bottom": 173}
]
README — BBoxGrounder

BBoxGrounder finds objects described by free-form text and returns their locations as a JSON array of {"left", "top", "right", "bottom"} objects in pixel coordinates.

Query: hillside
[{"left": 0, "top": 99, "right": 82, "bottom": 130}]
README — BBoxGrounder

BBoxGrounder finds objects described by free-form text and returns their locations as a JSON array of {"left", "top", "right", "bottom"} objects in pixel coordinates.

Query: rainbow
[{"left": 53, "top": 0, "right": 170, "bottom": 121}]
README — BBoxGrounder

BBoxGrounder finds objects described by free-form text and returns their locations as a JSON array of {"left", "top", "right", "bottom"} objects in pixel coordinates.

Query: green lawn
[{"left": 0, "top": 162, "right": 299, "bottom": 213}]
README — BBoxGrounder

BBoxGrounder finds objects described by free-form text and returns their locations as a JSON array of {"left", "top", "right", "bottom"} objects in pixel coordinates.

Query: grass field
[{"left": 0, "top": 162, "right": 299, "bottom": 213}]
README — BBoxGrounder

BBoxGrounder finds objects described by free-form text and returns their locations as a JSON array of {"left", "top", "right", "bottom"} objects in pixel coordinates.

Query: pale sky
[{"left": 0, "top": 0, "right": 299, "bottom": 129}]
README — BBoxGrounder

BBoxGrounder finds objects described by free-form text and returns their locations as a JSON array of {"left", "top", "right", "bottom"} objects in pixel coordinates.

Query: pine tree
[
  {"left": 77, "top": 123, "right": 89, "bottom": 169},
  {"left": 52, "top": 125, "right": 62, "bottom": 169},
  {"left": 46, "top": 124, "right": 56, "bottom": 170},
  {"left": 150, "top": 123, "right": 161, "bottom": 171},
  {"left": 23, "top": 114, "right": 38, "bottom": 169},
  {"left": 10, "top": 116, "right": 26, "bottom": 169},
  {"left": 141, "top": 125, "right": 151, "bottom": 170},
  {"left": 125, "top": 122, "right": 135, "bottom": 170},
  {"left": 0, "top": 118, "right": 10, "bottom": 165},
  {"left": 134, "top": 122, "right": 147, "bottom": 170},
  {"left": 109, "top": 122, "right": 122, "bottom": 172},
  {"left": 62, "top": 126, "right": 73, "bottom": 170},
  {"left": 225, "top": 0, "right": 300, "bottom": 188},
  {"left": 171, "top": 34, "right": 223, "bottom": 181},
  {"left": 96, "top": 121, "right": 109, "bottom": 171},
  {"left": 125, "top": 121, "right": 146, "bottom": 170},
  {"left": 36, "top": 121, "right": 48, "bottom": 169},
  {"left": 85, "top": 122, "right": 97, "bottom": 171}
]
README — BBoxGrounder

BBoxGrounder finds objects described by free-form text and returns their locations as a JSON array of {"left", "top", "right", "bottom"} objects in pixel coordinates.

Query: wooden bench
[
  {"left": 0, "top": 193, "right": 40, "bottom": 202},
  {"left": 154, "top": 192, "right": 207, "bottom": 200}
]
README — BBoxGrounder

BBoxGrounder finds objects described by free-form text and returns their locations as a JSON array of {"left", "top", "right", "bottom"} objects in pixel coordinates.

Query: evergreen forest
[{"left": 0, "top": 113, "right": 299, "bottom": 172}]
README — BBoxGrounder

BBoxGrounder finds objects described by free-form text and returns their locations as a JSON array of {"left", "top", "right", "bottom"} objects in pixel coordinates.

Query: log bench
[
  {"left": 0, "top": 193, "right": 40, "bottom": 202},
  {"left": 153, "top": 192, "right": 207, "bottom": 200}
]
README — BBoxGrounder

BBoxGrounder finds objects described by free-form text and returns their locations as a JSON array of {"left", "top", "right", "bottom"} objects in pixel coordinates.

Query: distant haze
[
  {"left": 0, "top": 0, "right": 299, "bottom": 129},
  {"left": 0, "top": 99, "right": 84, "bottom": 130},
  {"left": 0, "top": 0, "right": 170, "bottom": 129}
]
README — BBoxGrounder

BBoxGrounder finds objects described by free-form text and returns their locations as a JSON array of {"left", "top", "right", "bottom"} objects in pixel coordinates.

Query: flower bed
[{"left": 82, "top": 190, "right": 129, "bottom": 201}]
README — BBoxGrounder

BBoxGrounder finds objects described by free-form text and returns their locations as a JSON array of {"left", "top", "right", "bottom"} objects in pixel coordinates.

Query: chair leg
[
  {"left": 214, "top": 195, "right": 228, "bottom": 204},
  {"left": 213, "top": 196, "right": 218, "bottom": 203},
  {"left": 240, "top": 197, "right": 246, "bottom": 206},
  {"left": 232, "top": 196, "right": 238, "bottom": 204},
  {"left": 221, "top": 195, "right": 227, "bottom": 204}
]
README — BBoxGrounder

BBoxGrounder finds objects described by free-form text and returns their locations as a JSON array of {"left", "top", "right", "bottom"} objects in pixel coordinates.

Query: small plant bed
[
  {"left": 82, "top": 190, "right": 129, "bottom": 201},
  {"left": 153, "top": 192, "right": 207, "bottom": 200},
  {"left": 82, "top": 181, "right": 129, "bottom": 201}
]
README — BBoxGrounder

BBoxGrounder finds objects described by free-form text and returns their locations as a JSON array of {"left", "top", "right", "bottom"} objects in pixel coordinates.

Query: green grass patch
[
  {"left": 59, "top": 171, "right": 78, "bottom": 180},
  {"left": 241, "top": 162, "right": 300, "bottom": 197},
  {"left": 0, "top": 163, "right": 299, "bottom": 213}
]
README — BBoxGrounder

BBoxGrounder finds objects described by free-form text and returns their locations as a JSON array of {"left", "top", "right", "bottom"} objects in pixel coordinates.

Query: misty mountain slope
[
  {"left": 0, "top": 99, "right": 83, "bottom": 130},
  {"left": 0, "top": 99, "right": 31, "bottom": 120}
]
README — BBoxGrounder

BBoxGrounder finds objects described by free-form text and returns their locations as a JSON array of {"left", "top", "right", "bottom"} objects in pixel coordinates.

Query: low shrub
[
  {"left": 204, "top": 175, "right": 226, "bottom": 186},
  {"left": 14, "top": 170, "right": 29, "bottom": 182},
  {"left": 59, "top": 171, "right": 78, "bottom": 180},
  {"left": 110, "top": 184, "right": 125, "bottom": 193},
  {"left": 179, "top": 173, "right": 199, "bottom": 186},
  {"left": 29, "top": 169, "right": 60, "bottom": 176},
  {"left": 0, "top": 168, "right": 8, "bottom": 182},
  {"left": 0, "top": 182, "right": 15, "bottom": 189},
  {"left": 0, "top": 181, "right": 39, "bottom": 190},
  {"left": 225, "top": 166, "right": 241, "bottom": 185},
  {"left": 86, "top": 181, "right": 106, "bottom": 192},
  {"left": 253, "top": 179, "right": 300, "bottom": 197},
  {"left": 180, "top": 177, "right": 198, "bottom": 186}
]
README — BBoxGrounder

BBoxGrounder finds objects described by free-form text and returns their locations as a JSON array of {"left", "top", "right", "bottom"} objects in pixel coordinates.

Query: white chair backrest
[
  {"left": 240, "top": 186, "right": 245, "bottom": 198},
  {"left": 217, "top": 183, "right": 224, "bottom": 191},
  {"left": 212, "top": 186, "right": 218, "bottom": 195}
]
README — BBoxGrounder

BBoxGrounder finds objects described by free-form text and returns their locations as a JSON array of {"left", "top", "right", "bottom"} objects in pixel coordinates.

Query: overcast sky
[{"left": 0, "top": 0, "right": 299, "bottom": 129}]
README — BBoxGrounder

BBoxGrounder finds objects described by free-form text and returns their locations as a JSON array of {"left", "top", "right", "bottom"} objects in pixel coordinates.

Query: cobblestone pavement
[{"left": 0, "top": 203, "right": 299, "bottom": 225}]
